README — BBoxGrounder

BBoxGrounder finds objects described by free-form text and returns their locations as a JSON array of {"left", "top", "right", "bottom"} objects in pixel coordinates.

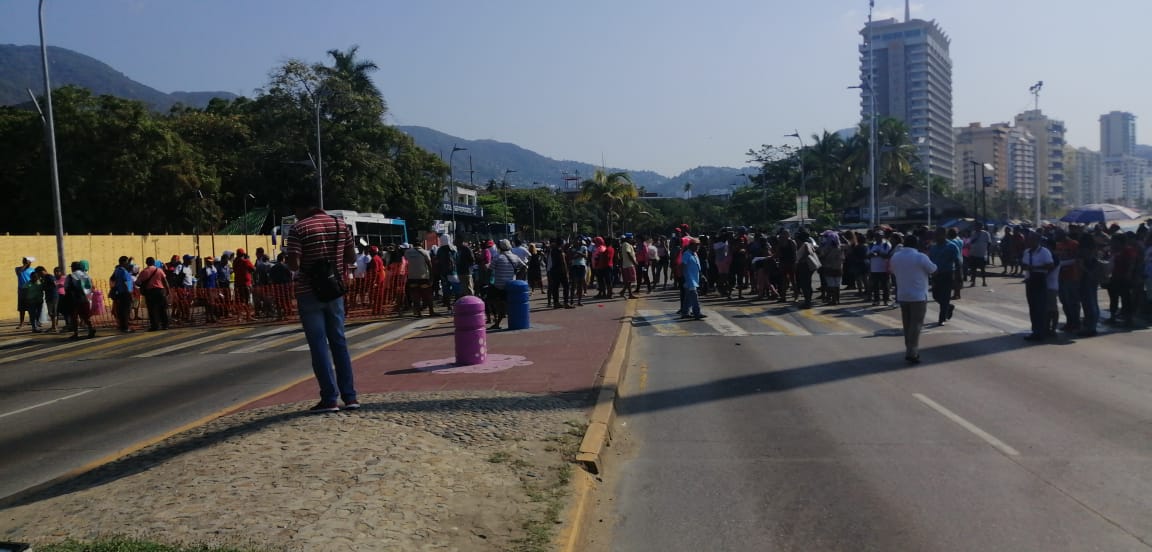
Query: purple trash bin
[{"left": 454, "top": 295, "right": 487, "bottom": 365}]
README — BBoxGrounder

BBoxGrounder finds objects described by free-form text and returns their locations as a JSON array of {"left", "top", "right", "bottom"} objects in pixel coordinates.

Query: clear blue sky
[{"left": 2, "top": 0, "right": 1149, "bottom": 176}]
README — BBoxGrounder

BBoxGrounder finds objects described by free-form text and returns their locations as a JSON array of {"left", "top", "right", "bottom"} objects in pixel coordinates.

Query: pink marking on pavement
[{"left": 410, "top": 354, "right": 533, "bottom": 374}]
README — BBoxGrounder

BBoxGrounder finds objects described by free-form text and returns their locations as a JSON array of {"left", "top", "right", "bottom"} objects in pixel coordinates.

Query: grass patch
[
  {"left": 487, "top": 450, "right": 512, "bottom": 464},
  {"left": 509, "top": 420, "right": 586, "bottom": 552}
]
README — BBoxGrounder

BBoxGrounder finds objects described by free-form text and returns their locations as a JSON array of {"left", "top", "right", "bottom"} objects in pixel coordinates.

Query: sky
[{"left": 2, "top": 0, "right": 1150, "bottom": 177}]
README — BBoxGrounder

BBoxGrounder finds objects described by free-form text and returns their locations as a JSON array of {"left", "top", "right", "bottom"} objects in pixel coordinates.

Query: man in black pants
[{"left": 110, "top": 255, "right": 136, "bottom": 333}]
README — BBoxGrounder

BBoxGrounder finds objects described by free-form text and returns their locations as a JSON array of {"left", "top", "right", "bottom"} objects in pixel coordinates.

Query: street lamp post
[
  {"left": 38, "top": 0, "right": 66, "bottom": 274},
  {"left": 969, "top": 160, "right": 980, "bottom": 223},
  {"left": 243, "top": 193, "right": 255, "bottom": 252},
  {"left": 502, "top": 169, "right": 516, "bottom": 235},
  {"left": 312, "top": 93, "right": 323, "bottom": 209},
  {"left": 785, "top": 131, "right": 806, "bottom": 226},
  {"left": 448, "top": 145, "right": 467, "bottom": 235}
]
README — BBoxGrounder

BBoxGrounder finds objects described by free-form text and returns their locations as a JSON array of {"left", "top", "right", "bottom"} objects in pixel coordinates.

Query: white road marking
[
  {"left": 913, "top": 393, "right": 1020, "bottom": 456},
  {"left": 636, "top": 309, "right": 690, "bottom": 337},
  {"left": 699, "top": 309, "right": 749, "bottom": 336},
  {"left": 133, "top": 331, "right": 239, "bottom": 358},
  {"left": 0, "top": 338, "right": 32, "bottom": 349},
  {"left": 246, "top": 325, "right": 301, "bottom": 338},
  {"left": 0, "top": 389, "right": 96, "bottom": 420},
  {"left": 0, "top": 337, "right": 113, "bottom": 364},
  {"left": 345, "top": 320, "right": 439, "bottom": 351}
]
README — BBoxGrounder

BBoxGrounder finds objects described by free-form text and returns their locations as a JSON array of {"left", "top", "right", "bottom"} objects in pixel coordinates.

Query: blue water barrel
[
  {"left": 506, "top": 280, "right": 530, "bottom": 330},
  {"left": 454, "top": 295, "right": 487, "bottom": 365}
]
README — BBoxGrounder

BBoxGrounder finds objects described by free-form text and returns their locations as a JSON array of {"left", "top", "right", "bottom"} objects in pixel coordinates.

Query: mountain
[
  {"left": 0, "top": 44, "right": 236, "bottom": 110},
  {"left": 398, "top": 126, "right": 750, "bottom": 197}
]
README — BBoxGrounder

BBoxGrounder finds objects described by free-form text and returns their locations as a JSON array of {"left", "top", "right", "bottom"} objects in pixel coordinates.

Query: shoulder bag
[{"left": 307, "top": 215, "right": 349, "bottom": 302}]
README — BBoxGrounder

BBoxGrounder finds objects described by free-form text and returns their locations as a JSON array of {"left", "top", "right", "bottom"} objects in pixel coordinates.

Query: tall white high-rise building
[
  {"left": 1064, "top": 146, "right": 1101, "bottom": 206},
  {"left": 1014, "top": 110, "right": 1067, "bottom": 206},
  {"left": 859, "top": 14, "right": 954, "bottom": 184}
]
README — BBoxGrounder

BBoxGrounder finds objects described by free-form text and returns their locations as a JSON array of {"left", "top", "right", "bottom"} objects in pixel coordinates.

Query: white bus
[{"left": 273, "top": 210, "right": 409, "bottom": 251}]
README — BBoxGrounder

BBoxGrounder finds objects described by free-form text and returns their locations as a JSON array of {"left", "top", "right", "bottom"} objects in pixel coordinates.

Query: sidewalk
[{"left": 0, "top": 292, "right": 633, "bottom": 552}]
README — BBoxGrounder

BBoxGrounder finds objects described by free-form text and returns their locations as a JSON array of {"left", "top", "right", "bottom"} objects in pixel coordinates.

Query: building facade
[
  {"left": 859, "top": 16, "right": 954, "bottom": 184},
  {"left": 1014, "top": 110, "right": 1066, "bottom": 207},
  {"left": 1100, "top": 111, "right": 1137, "bottom": 158},
  {"left": 954, "top": 123, "right": 1037, "bottom": 201},
  {"left": 1064, "top": 146, "right": 1101, "bottom": 206}
]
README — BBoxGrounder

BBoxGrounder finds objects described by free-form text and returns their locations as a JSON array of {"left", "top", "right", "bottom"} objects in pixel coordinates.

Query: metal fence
[{"left": 62, "top": 268, "right": 409, "bottom": 331}]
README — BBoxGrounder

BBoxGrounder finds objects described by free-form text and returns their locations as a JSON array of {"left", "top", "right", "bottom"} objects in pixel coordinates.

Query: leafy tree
[{"left": 577, "top": 169, "right": 637, "bottom": 236}]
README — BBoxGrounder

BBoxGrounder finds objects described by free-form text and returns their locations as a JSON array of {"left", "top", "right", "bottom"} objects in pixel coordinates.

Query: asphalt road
[
  {"left": 0, "top": 318, "right": 426, "bottom": 502},
  {"left": 602, "top": 284, "right": 1152, "bottom": 551}
]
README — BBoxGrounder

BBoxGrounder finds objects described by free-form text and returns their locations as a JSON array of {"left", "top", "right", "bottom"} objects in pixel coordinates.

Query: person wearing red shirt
[
  {"left": 1106, "top": 233, "right": 1140, "bottom": 327},
  {"left": 233, "top": 248, "right": 256, "bottom": 321},
  {"left": 367, "top": 245, "right": 387, "bottom": 315}
]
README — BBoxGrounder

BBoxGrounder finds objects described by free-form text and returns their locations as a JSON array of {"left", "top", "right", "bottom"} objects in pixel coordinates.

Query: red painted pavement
[{"left": 244, "top": 296, "right": 630, "bottom": 410}]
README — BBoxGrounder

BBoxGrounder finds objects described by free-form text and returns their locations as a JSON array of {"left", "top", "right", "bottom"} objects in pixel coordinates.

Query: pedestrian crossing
[
  {"left": 633, "top": 303, "right": 1143, "bottom": 338},
  {"left": 0, "top": 318, "right": 443, "bottom": 364}
]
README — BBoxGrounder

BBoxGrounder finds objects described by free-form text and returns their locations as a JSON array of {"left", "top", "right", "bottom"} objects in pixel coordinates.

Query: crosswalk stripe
[
  {"left": 0, "top": 337, "right": 114, "bottom": 364},
  {"left": 954, "top": 303, "right": 1031, "bottom": 333},
  {"left": 347, "top": 320, "right": 441, "bottom": 351},
  {"left": 343, "top": 322, "right": 391, "bottom": 339},
  {"left": 228, "top": 332, "right": 305, "bottom": 354},
  {"left": 699, "top": 309, "right": 748, "bottom": 337},
  {"left": 0, "top": 338, "right": 32, "bottom": 349},
  {"left": 247, "top": 325, "right": 301, "bottom": 338},
  {"left": 637, "top": 309, "right": 691, "bottom": 336},
  {"left": 798, "top": 308, "right": 866, "bottom": 335},
  {"left": 133, "top": 329, "right": 247, "bottom": 358},
  {"left": 751, "top": 311, "right": 806, "bottom": 336},
  {"left": 36, "top": 330, "right": 172, "bottom": 363}
]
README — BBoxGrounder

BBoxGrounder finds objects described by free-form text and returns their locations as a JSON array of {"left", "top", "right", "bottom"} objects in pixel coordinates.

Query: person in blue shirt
[
  {"left": 15, "top": 256, "right": 35, "bottom": 329},
  {"left": 928, "top": 228, "right": 963, "bottom": 325},
  {"left": 110, "top": 255, "right": 136, "bottom": 333},
  {"left": 678, "top": 238, "right": 706, "bottom": 320}
]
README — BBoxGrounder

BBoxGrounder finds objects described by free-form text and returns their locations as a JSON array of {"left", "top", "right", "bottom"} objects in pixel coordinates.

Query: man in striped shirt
[{"left": 285, "top": 191, "right": 359, "bottom": 413}]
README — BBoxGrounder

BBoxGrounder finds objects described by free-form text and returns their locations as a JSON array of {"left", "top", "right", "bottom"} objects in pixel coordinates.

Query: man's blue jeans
[
  {"left": 1059, "top": 279, "right": 1081, "bottom": 328},
  {"left": 297, "top": 292, "right": 356, "bottom": 404},
  {"left": 683, "top": 288, "right": 701, "bottom": 317}
]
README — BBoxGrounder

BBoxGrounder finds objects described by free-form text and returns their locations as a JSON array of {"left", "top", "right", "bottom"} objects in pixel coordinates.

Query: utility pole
[{"left": 39, "top": 0, "right": 66, "bottom": 274}]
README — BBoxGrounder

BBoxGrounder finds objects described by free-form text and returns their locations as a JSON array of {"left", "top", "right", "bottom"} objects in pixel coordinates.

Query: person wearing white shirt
[
  {"left": 968, "top": 225, "right": 992, "bottom": 287},
  {"left": 888, "top": 235, "right": 936, "bottom": 363},
  {"left": 867, "top": 234, "right": 893, "bottom": 306},
  {"left": 1021, "top": 232, "right": 1056, "bottom": 341}
]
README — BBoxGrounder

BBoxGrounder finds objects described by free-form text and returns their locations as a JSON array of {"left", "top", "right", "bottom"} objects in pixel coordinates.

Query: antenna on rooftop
[
  {"left": 905, "top": 0, "right": 910, "bottom": 21},
  {"left": 1029, "top": 81, "right": 1043, "bottom": 111}
]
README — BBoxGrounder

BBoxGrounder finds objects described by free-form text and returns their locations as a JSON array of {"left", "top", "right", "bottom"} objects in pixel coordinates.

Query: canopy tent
[{"left": 1059, "top": 203, "right": 1143, "bottom": 224}]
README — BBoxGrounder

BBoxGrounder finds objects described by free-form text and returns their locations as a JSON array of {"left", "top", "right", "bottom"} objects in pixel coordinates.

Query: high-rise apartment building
[
  {"left": 1014, "top": 110, "right": 1066, "bottom": 206},
  {"left": 1100, "top": 111, "right": 1136, "bottom": 157},
  {"left": 859, "top": 16, "right": 954, "bottom": 184},
  {"left": 954, "top": 123, "right": 1036, "bottom": 201},
  {"left": 1064, "top": 146, "right": 1101, "bottom": 205}
]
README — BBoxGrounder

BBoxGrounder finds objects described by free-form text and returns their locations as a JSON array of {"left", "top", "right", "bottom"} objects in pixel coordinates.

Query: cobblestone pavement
[{"left": 0, "top": 391, "right": 586, "bottom": 552}]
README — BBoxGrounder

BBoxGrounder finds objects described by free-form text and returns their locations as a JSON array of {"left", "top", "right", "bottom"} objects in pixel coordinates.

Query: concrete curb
[{"left": 575, "top": 300, "right": 635, "bottom": 474}]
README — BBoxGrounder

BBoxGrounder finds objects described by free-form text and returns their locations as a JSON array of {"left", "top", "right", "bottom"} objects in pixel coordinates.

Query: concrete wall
[{"left": 3, "top": 234, "right": 275, "bottom": 319}]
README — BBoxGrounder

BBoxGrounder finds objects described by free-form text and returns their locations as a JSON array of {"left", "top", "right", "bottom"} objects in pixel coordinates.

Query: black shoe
[
  {"left": 905, "top": 355, "right": 921, "bottom": 364},
  {"left": 692, "top": 314, "right": 707, "bottom": 320},
  {"left": 309, "top": 401, "right": 340, "bottom": 413},
  {"left": 1023, "top": 334, "right": 1044, "bottom": 341},
  {"left": 947, "top": 304, "right": 955, "bottom": 320}
]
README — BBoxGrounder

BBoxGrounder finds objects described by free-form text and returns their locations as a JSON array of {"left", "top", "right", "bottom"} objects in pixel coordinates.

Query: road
[
  {"left": 594, "top": 276, "right": 1152, "bottom": 551},
  {"left": 0, "top": 317, "right": 436, "bottom": 502}
]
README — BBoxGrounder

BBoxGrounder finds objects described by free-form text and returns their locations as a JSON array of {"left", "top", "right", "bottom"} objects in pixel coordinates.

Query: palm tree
[
  {"left": 578, "top": 169, "right": 637, "bottom": 236},
  {"left": 807, "top": 131, "right": 848, "bottom": 213},
  {"left": 683, "top": 181, "right": 693, "bottom": 199},
  {"left": 320, "top": 45, "right": 382, "bottom": 100},
  {"left": 877, "top": 117, "right": 918, "bottom": 187}
]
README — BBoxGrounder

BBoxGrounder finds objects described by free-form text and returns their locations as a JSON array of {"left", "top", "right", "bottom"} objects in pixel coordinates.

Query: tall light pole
[
  {"left": 969, "top": 160, "right": 980, "bottom": 223},
  {"left": 38, "top": 0, "right": 66, "bottom": 274},
  {"left": 502, "top": 169, "right": 516, "bottom": 233},
  {"left": 857, "top": 0, "right": 879, "bottom": 228},
  {"left": 243, "top": 193, "right": 255, "bottom": 252},
  {"left": 312, "top": 93, "right": 323, "bottom": 209},
  {"left": 448, "top": 144, "right": 467, "bottom": 234},
  {"left": 785, "top": 131, "right": 806, "bottom": 226},
  {"left": 918, "top": 136, "right": 931, "bottom": 227}
]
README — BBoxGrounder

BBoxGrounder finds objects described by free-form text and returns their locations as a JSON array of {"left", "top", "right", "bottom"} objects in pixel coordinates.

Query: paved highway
[
  {"left": 0, "top": 318, "right": 434, "bottom": 502},
  {"left": 596, "top": 280, "right": 1152, "bottom": 551}
]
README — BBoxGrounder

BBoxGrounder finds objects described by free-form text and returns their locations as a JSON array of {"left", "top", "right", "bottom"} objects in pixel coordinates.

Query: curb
[{"left": 575, "top": 300, "right": 635, "bottom": 474}]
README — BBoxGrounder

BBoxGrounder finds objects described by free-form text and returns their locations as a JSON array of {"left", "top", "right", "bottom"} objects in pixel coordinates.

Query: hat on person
[
  {"left": 368, "top": 245, "right": 380, "bottom": 254},
  {"left": 498, "top": 239, "right": 513, "bottom": 251},
  {"left": 486, "top": 240, "right": 495, "bottom": 247},
  {"left": 205, "top": 256, "right": 215, "bottom": 262},
  {"left": 399, "top": 243, "right": 411, "bottom": 249},
  {"left": 236, "top": 248, "right": 247, "bottom": 256},
  {"left": 673, "top": 227, "right": 683, "bottom": 234},
  {"left": 171, "top": 255, "right": 180, "bottom": 262},
  {"left": 623, "top": 233, "right": 634, "bottom": 239},
  {"left": 22, "top": 257, "right": 34, "bottom": 264},
  {"left": 183, "top": 254, "right": 194, "bottom": 263}
]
